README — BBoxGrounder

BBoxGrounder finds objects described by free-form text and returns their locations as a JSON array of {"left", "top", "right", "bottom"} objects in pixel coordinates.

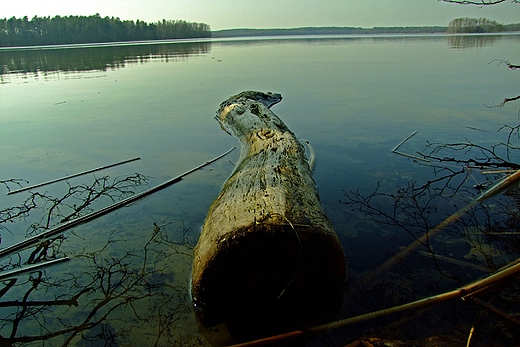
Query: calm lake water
[{"left": 1, "top": 34, "right": 520, "bottom": 346}]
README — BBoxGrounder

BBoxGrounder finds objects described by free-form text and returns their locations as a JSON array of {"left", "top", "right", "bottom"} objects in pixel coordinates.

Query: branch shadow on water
[
  {"left": 330, "top": 126, "right": 520, "bottom": 346},
  {"left": 0, "top": 174, "right": 209, "bottom": 346}
]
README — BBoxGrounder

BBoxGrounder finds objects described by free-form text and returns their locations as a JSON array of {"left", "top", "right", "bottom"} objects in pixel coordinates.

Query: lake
[{"left": 1, "top": 34, "right": 520, "bottom": 346}]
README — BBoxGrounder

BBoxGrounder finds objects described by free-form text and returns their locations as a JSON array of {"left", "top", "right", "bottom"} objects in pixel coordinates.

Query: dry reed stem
[
  {"left": 7, "top": 157, "right": 141, "bottom": 195},
  {"left": 229, "top": 260, "right": 520, "bottom": 347}
]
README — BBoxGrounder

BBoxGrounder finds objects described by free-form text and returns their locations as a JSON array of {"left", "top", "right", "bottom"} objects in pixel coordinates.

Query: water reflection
[
  {"left": 2, "top": 34, "right": 518, "bottom": 80},
  {"left": 3, "top": 149, "right": 520, "bottom": 345},
  {"left": 0, "top": 175, "right": 207, "bottom": 346},
  {"left": 211, "top": 33, "right": 519, "bottom": 50},
  {"left": 337, "top": 128, "right": 520, "bottom": 346},
  {"left": 447, "top": 34, "right": 503, "bottom": 49},
  {"left": 0, "top": 41, "right": 211, "bottom": 76},
  {"left": 1, "top": 33, "right": 519, "bottom": 346}
]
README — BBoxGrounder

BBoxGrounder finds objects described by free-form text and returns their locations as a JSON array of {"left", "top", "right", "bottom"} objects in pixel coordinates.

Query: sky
[{"left": 1, "top": 0, "right": 519, "bottom": 30}]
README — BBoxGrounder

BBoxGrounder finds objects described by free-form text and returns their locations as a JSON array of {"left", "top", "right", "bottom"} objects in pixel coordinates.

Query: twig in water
[
  {"left": 481, "top": 169, "right": 518, "bottom": 174},
  {"left": 464, "top": 126, "right": 486, "bottom": 132},
  {"left": 365, "top": 169, "right": 520, "bottom": 281},
  {"left": 416, "top": 251, "right": 489, "bottom": 272},
  {"left": 391, "top": 131, "right": 430, "bottom": 162},
  {"left": 0, "top": 257, "right": 70, "bottom": 280},
  {"left": 489, "top": 59, "right": 520, "bottom": 70},
  {"left": 474, "top": 169, "right": 520, "bottom": 203},
  {"left": 465, "top": 326, "right": 475, "bottom": 347},
  {"left": 392, "top": 131, "right": 417, "bottom": 152},
  {"left": 469, "top": 297, "right": 520, "bottom": 327},
  {"left": 0, "top": 148, "right": 235, "bottom": 258},
  {"left": 7, "top": 157, "right": 141, "bottom": 195},
  {"left": 393, "top": 150, "right": 430, "bottom": 162},
  {"left": 0, "top": 179, "right": 29, "bottom": 193},
  {"left": 229, "top": 259, "right": 520, "bottom": 347}
]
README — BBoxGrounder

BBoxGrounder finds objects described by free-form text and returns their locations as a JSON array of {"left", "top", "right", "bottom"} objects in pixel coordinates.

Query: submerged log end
[{"left": 192, "top": 224, "right": 346, "bottom": 333}]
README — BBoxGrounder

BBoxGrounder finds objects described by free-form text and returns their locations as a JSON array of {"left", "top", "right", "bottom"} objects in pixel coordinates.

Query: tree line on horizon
[
  {"left": 0, "top": 14, "right": 211, "bottom": 47},
  {"left": 212, "top": 17, "right": 519, "bottom": 38},
  {"left": 1, "top": 15, "right": 518, "bottom": 47}
]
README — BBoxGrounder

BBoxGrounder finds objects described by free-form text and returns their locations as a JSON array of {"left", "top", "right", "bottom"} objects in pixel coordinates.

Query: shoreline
[{"left": 1, "top": 31, "right": 519, "bottom": 51}]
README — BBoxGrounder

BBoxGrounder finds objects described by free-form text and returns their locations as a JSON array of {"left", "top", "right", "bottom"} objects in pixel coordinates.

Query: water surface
[{"left": 1, "top": 34, "right": 519, "bottom": 345}]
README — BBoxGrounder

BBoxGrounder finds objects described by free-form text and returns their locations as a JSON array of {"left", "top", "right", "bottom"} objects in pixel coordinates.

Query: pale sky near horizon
[{"left": 1, "top": 0, "right": 518, "bottom": 30}]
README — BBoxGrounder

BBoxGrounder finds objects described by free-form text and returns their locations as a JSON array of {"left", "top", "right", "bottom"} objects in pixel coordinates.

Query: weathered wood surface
[{"left": 191, "top": 91, "right": 346, "bottom": 327}]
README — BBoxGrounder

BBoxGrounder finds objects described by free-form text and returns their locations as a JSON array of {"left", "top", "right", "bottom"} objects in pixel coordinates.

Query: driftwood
[{"left": 191, "top": 91, "right": 346, "bottom": 332}]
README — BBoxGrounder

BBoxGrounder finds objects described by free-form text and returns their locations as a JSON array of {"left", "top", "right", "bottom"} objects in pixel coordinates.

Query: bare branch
[
  {"left": 0, "top": 179, "right": 29, "bottom": 193},
  {"left": 439, "top": 0, "right": 519, "bottom": 5}
]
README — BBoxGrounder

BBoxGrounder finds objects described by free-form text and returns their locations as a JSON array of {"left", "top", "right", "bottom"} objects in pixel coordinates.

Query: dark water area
[{"left": 1, "top": 34, "right": 520, "bottom": 346}]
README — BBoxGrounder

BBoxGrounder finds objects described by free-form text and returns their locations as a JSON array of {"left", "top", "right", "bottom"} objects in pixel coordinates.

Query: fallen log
[{"left": 191, "top": 91, "right": 346, "bottom": 337}]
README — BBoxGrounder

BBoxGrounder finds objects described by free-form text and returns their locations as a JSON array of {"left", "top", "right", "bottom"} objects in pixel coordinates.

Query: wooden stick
[
  {"left": 369, "top": 201, "right": 477, "bottom": 280},
  {"left": 229, "top": 260, "right": 520, "bottom": 347},
  {"left": 469, "top": 297, "right": 520, "bottom": 327},
  {"left": 393, "top": 150, "right": 430, "bottom": 162},
  {"left": 465, "top": 326, "right": 475, "bottom": 347},
  {"left": 365, "top": 169, "right": 520, "bottom": 284},
  {"left": 7, "top": 157, "right": 141, "bottom": 195},
  {"left": 481, "top": 170, "right": 518, "bottom": 174},
  {"left": 392, "top": 131, "right": 417, "bottom": 152},
  {"left": 0, "top": 148, "right": 235, "bottom": 258},
  {"left": 416, "top": 251, "right": 489, "bottom": 272},
  {"left": 0, "top": 257, "right": 70, "bottom": 280},
  {"left": 474, "top": 169, "right": 520, "bottom": 203}
]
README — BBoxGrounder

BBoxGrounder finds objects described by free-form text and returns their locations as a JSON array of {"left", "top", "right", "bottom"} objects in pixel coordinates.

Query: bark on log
[{"left": 191, "top": 91, "right": 346, "bottom": 330}]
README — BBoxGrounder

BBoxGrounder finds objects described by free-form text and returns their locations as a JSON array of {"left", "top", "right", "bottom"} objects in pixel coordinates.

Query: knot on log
[{"left": 192, "top": 91, "right": 346, "bottom": 339}]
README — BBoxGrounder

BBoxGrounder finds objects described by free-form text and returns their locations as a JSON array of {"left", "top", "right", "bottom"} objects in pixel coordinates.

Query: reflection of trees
[
  {"left": 443, "top": 0, "right": 520, "bottom": 110},
  {"left": 0, "top": 41, "right": 211, "bottom": 76},
  {"left": 0, "top": 175, "right": 206, "bottom": 346},
  {"left": 1, "top": 174, "right": 149, "bottom": 235},
  {"left": 446, "top": 34, "right": 502, "bottom": 49},
  {"left": 486, "top": 60, "right": 520, "bottom": 109},
  {"left": 0, "top": 227, "right": 198, "bottom": 346},
  {"left": 335, "top": 44, "right": 520, "bottom": 344},
  {"left": 340, "top": 127, "right": 520, "bottom": 345}
]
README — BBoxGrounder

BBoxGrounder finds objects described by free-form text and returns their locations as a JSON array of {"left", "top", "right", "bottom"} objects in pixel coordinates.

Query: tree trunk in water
[{"left": 191, "top": 91, "right": 346, "bottom": 334}]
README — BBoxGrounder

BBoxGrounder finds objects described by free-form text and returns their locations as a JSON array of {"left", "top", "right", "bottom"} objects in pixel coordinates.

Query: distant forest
[
  {"left": 211, "top": 26, "right": 447, "bottom": 38},
  {"left": 212, "top": 18, "right": 520, "bottom": 38},
  {"left": 0, "top": 14, "right": 211, "bottom": 47},
  {"left": 1, "top": 15, "right": 519, "bottom": 48}
]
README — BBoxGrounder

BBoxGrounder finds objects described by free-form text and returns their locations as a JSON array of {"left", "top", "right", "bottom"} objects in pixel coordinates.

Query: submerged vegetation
[{"left": 0, "top": 14, "right": 211, "bottom": 47}]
